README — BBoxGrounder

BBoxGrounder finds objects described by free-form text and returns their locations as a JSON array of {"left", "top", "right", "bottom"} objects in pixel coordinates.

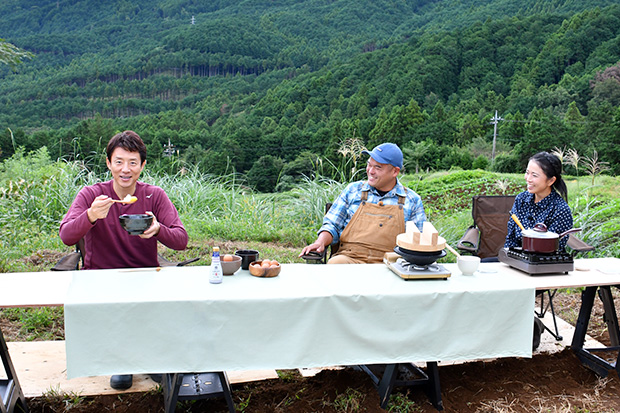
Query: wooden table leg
[
  {"left": 572, "top": 286, "right": 620, "bottom": 377},
  {"left": 363, "top": 363, "right": 443, "bottom": 411},
  {"left": 377, "top": 364, "right": 398, "bottom": 409},
  {"left": 162, "top": 373, "right": 182, "bottom": 413},
  {"left": 424, "top": 362, "right": 443, "bottom": 411}
]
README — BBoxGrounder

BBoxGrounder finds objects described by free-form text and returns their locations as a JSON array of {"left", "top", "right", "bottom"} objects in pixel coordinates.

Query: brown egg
[
  {"left": 222, "top": 254, "right": 234, "bottom": 262},
  {"left": 261, "top": 260, "right": 271, "bottom": 268}
]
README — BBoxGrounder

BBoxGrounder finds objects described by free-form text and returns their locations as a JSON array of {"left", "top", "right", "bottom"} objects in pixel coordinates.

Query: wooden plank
[
  {"left": 397, "top": 221, "right": 445, "bottom": 251},
  {"left": 405, "top": 221, "right": 418, "bottom": 235},
  {"left": 396, "top": 233, "right": 446, "bottom": 252},
  {"left": 406, "top": 221, "right": 421, "bottom": 244},
  {"left": 6, "top": 341, "right": 278, "bottom": 397},
  {"left": 421, "top": 221, "right": 439, "bottom": 246}
]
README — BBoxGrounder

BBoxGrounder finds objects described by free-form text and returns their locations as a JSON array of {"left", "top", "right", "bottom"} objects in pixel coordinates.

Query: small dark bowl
[
  {"left": 119, "top": 214, "right": 153, "bottom": 235},
  {"left": 235, "top": 249, "right": 259, "bottom": 270}
]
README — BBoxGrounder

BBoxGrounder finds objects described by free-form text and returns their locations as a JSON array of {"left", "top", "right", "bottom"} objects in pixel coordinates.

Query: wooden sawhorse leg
[
  {"left": 571, "top": 286, "right": 620, "bottom": 377},
  {"left": 358, "top": 362, "right": 443, "bottom": 411},
  {"left": 1, "top": 327, "right": 29, "bottom": 413}
]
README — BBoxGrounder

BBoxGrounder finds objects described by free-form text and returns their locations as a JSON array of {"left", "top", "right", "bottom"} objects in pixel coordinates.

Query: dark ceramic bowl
[
  {"left": 119, "top": 214, "right": 153, "bottom": 235},
  {"left": 394, "top": 246, "right": 447, "bottom": 266},
  {"left": 235, "top": 249, "right": 259, "bottom": 270}
]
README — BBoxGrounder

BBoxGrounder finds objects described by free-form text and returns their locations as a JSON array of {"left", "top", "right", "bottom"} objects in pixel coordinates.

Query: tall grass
[
  {"left": 0, "top": 151, "right": 347, "bottom": 271},
  {"left": 1, "top": 149, "right": 619, "bottom": 273},
  {"left": 3, "top": 150, "right": 620, "bottom": 341},
  {"left": 286, "top": 176, "right": 347, "bottom": 229},
  {"left": 571, "top": 192, "right": 620, "bottom": 257}
]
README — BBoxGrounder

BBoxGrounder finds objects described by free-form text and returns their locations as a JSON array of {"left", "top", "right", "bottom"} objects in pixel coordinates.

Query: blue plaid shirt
[{"left": 319, "top": 180, "right": 426, "bottom": 245}]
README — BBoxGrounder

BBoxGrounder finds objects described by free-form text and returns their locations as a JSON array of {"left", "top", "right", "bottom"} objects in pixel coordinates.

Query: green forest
[{"left": 2, "top": 0, "right": 620, "bottom": 192}]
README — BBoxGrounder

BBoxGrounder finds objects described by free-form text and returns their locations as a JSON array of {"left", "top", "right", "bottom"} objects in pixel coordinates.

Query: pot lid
[{"left": 522, "top": 223, "right": 558, "bottom": 239}]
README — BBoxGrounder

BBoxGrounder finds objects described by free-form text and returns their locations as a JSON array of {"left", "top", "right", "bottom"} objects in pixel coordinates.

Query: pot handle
[{"left": 559, "top": 228, "right": 582, "bottom": 238}]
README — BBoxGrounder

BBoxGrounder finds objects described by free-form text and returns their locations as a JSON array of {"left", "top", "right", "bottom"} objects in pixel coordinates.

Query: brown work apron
[{"left": 332, "top": 191, "right": 405, "bottom": 264}]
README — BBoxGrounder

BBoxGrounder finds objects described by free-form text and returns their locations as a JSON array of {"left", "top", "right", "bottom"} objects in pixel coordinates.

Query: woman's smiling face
[{"left": 524, "top": 159, "right": 555, "bottom": 201}]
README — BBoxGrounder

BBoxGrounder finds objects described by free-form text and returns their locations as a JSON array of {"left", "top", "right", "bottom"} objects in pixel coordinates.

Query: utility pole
[
  {"left": 163, "top": 138, "right": 175, "bottom": 157},
  {"left": 490, "top": 110, "right": 503, "bottom": 162},
  {"left": 191, "top": 16, "right": 195, "bottom": 25}
]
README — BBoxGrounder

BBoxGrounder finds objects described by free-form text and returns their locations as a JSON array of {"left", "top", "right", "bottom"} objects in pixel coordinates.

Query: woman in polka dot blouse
[{"left": 505, "top": 151, "right": 573, "bottom": 251}]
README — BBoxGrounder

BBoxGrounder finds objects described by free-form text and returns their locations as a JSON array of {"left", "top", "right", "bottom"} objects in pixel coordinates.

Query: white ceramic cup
[{"left": 457, "top": 256, "right": 480, "bottom": 275}]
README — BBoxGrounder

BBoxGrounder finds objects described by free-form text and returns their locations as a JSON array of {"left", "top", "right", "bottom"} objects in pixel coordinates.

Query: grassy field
[{"left": 2, "top": 150, "right": 620, "bottom": 340}]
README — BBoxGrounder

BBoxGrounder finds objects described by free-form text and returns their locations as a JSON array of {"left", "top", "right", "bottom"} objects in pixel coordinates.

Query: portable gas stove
[
  {"left": 384, "top": 252, "right": 451, "bottom": 280},
  {"left": 498, "top": 247, "right": 574, "bottom": 275}
]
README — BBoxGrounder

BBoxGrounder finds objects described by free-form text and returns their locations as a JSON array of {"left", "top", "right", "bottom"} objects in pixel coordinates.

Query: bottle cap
[{"left": 213, "top": 247, "right": 220, "bottom": 252}]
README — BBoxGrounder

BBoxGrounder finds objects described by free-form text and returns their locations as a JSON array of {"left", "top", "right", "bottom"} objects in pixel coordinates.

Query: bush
[
  {"left": 491, "top": 152, "right": 520, "bottom": 173},
  {"left": 472, "top": 155, "right": 489, "bottom": 170},
  {"left": 437, "top": 146, "right": 474, "bottom": 170},
  {"left": 246, "top": 155, "right": 284, "bottom": 192}
]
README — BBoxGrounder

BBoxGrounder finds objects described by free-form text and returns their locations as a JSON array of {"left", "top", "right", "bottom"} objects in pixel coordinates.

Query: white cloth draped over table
[{"left": 64, "top": 263, "right": 535, "bottom": 379}]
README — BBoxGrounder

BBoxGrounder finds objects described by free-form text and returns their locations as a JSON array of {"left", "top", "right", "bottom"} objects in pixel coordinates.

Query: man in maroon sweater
[{"left": 59, "top": 130, "right": 188, "bottom": 389}]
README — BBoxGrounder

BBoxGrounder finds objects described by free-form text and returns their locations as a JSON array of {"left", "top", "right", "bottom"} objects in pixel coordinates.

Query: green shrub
[{"left": 472, "top": 155, "right": 489, "bottom": 170}]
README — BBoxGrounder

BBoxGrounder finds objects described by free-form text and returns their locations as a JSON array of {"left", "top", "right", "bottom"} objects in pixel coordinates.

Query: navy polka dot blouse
[{"left": 505, "top": 190, "right": 574, "bottom": 251}]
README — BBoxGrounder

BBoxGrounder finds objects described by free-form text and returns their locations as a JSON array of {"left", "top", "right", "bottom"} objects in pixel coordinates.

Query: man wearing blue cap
[{"left": 300, "top": 143, "right": 426, "bottom": 263}]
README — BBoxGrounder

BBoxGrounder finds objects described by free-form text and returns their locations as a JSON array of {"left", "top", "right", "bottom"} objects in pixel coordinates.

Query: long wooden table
[
  {"left": 3, "top": 258, "right": 620, "bottom": 411},
  {"left": 61, "top": 262, "right": 535, "bottom": 411},
  {"left": 62, "top": 263, "right": 534, "bottom": 377}
]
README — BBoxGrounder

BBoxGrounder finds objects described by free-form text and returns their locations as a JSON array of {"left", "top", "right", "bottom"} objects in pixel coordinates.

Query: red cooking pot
[{"left": 521, "top": 223, "right": 581, "bottom": 253}]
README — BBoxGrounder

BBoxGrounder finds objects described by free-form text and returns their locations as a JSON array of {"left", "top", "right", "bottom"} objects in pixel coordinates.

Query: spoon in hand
[{"left": 111, "top": 195, "right": 138, "bottom": 204}]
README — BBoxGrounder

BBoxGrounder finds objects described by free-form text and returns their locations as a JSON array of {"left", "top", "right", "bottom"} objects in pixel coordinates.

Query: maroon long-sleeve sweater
[{"left": 59, "top": 180, "right": 188, "bottom": 269}]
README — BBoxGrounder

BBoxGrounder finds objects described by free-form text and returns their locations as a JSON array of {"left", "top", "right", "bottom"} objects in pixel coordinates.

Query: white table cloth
[{"left": 64, "top": 263, "right": 535, "bottom": 379}]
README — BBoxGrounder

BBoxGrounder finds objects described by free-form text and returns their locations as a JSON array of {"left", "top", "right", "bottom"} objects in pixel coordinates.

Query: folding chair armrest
[
  {"left": 175, "top": 257, "right": 200, "bottom": 266},
  {"left": 51, "top": 251, "right": 81, "bottom": 271},
  {"left": 567, "top": 234, "right": 595, "bottom": 253},
  {"left": 157, "top": 254, "right": 200, "bottom": 267},
  {"left": 456, "top": 226, "right": 479, "bottom": 253},
  {"left": 301, "top": 250, "right": 327, "bottom": 264}
]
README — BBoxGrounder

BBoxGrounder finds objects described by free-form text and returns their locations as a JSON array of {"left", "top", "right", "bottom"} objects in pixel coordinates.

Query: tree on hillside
[
  {"left": 514, "top": 108, "right": 567, "bottom": 167},
  {"left": 403, "top": 140, "right": 432, "bottom": 174},
  {"left": 247, "top": 155, "right": 284, "bottom": 192},
  {"left": 591, "top": 62, "right": 620, "bottom": 107},
  {"left": 0, "top": 38, "right": 33, "bottom": 69}
]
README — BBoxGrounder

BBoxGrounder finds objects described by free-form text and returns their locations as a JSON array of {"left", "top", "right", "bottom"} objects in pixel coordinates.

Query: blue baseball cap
[{"left": 362, "top": 143, "right": 403, "bottom": 169}]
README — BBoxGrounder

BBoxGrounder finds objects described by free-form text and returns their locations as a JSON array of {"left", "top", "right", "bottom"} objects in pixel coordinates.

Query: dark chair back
[
  {"left": 460, "top": 195, "right": 515, "bottom": 259},
  {"left": 472, "top": 195, "right": 515, "bottom": 259}
]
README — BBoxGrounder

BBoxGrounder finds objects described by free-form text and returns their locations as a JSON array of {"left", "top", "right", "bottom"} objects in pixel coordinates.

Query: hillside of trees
[{"left": 1, "top": 0, "right": 620, "bottom": 191}]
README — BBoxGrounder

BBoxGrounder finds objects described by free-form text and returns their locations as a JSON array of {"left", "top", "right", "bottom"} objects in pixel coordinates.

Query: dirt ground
[
  {"left": 23, "top": 349, "right": 620, "bottom": 413},
  {"left": 8, "top": 290, "right": 618, "bottom": 413}
]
